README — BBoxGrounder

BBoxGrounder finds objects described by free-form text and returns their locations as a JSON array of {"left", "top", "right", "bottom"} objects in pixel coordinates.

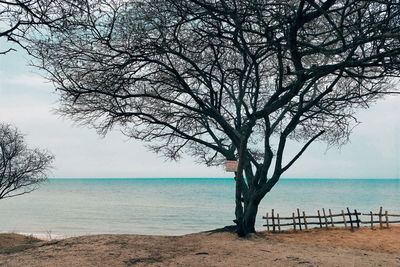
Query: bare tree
[
  {"left": 0, "top": 0, "right": 81, "bottom": 54},
  {"left": 0, "top": 123, "right": 54, "bottom": 199},
  {"left": 29, "top": 0, "right": 400, "bottom": 236}
]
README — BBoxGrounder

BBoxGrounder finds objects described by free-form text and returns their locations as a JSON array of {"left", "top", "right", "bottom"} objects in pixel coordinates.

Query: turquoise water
[{"left": 0, "top": 178, "right": 399, "bottom": 237}]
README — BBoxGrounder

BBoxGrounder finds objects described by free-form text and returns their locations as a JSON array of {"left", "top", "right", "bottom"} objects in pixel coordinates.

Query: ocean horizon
[{"left": 1, "top": 178, "right": 399, "bottom": 238}]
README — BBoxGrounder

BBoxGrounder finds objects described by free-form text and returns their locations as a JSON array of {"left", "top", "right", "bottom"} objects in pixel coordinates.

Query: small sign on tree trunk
[{"left": 226, "top": 160, "right": 238, "bottom": 172}]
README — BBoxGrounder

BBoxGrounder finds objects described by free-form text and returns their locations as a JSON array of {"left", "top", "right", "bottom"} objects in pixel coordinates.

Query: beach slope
[{"left": 0, "top": 226, "right": 399, "bottom": 266}]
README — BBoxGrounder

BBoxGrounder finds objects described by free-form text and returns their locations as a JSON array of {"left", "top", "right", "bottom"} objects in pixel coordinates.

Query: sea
[{"left": 0, "top": 178, "right": 399, "bottom": 238}]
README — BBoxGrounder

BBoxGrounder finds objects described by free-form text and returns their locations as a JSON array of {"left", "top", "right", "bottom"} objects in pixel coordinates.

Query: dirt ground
[{"left": 0, "top": 226, "right": 399, "bottom": 267}]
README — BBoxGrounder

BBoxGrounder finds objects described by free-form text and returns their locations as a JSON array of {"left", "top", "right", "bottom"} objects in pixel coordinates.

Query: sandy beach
[{"left": 0, "top": 226, "right": 399, "bottom": 266}]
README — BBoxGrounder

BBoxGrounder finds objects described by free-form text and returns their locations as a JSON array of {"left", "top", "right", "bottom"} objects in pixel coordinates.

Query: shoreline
[{"left": 1, "top": 226, "right": 399, "bottom": 266}]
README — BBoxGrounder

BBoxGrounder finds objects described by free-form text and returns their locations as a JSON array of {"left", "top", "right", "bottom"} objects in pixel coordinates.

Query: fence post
[
  {"left": 303, "top": 211, "right": 308, "bottom": 230},
  {"left": 385, "top": 210, "right": 389, "bottom": 228},
  {"left": 342, "top": 210, "right": 347, "bottom": 229},
  {"left": 379, "top": 207, "right": 383, "bottom": 229},
  {"left": 317, "top": 210, "right": 322, "bottom": 228},
  {"left": 322, "top": 208, "right": 328, "bottom": 229},
  {"left": 292, "top": 212, "right": 297, "bottom": 231},
  {"left": 297, "top": 208, "right": 302, "bottom": 231},
  {"left": 354, "top": 209, "right": 360, "bottom": 228},
  {"left": 329, "top": 209, "right": 334, "bottom": 227},
  {"left": 277, "top": 213, "right": 281, "bottom": 232},
  {"left": 370, "top": 211, "right": 373, "bottom": 229},
  {"left": 272, "top": 209, "right": 276, "bottom": 233},
  {"left": 347, "top": 207, "right": 354, "bottom": 231}
]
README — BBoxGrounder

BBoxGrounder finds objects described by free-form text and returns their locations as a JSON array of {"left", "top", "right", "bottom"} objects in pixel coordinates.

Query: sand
[{"left": 0, "top": 226, "right": 399, "bottom": 266}]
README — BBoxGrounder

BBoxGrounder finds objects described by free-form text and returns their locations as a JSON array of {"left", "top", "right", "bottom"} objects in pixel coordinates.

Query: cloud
[{"left": 0, "top": 72, "right": 48, "bottom": 87}]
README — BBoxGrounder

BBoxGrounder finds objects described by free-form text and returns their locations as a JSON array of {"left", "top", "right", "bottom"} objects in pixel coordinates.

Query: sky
[{"left": 0, "top": 41, "right": 399, "bottom": 179}]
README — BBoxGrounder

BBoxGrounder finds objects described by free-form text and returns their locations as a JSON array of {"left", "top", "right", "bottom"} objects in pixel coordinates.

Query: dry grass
[
  {"left": 264, "top": 225, "right": 400, "bottom": 254},
  {"left": 0, "top": 234, "right": 42, "bottom": 254},
  {"left": 0, "top": 226, "right": 399, "bottom": 266}
]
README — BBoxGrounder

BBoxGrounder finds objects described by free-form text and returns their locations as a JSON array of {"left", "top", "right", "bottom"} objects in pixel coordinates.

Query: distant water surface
[{"left": 1, "top": 178, "right": 399, "bottom": 237}]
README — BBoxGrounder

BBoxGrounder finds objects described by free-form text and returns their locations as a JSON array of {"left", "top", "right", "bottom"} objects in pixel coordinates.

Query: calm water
[{"left": 1, "top": 178, "right": 399, "bottom": 237}]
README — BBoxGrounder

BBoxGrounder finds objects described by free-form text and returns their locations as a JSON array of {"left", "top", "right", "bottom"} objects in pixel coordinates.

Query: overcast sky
[{"left": 0, "top": 41, "right": 399, "bottom": 179}]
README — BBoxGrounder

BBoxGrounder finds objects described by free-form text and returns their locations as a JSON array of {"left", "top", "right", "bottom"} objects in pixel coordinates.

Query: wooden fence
[{"left": 262, "top": 207, "right": 400, "bottom": 232}]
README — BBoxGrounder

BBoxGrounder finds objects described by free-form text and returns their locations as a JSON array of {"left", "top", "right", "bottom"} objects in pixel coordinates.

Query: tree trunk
[
  {"left": 234, "top": 174, "right": 246, "bottom": 237},
  {"left": 243, "top": 200, "right": 259, "bottom": 233},
  {"left": 235, "top": 195, "right": 260, "bottom": 236}
]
